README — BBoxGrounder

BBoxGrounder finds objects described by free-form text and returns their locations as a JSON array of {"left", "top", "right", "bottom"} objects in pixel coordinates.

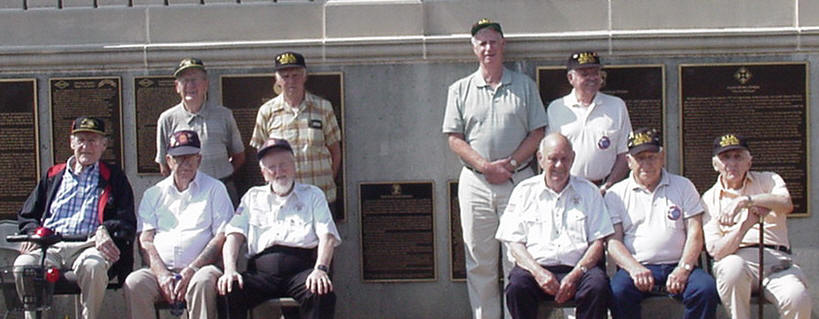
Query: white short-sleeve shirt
[
  {"left": 604, "top": 170, "right": 704, "bottom": 264},
  {"left": 138, "top": 171, "right": 234, "bottom": 270},
  {"left": 547, "top": 90, "right": 632, "bottom": 181},
  {"left": 225, "top": 182, "right": 341, "bottom": 256},
  {"left": 496, "top": 175, "right": 614, "bottom": 266}
]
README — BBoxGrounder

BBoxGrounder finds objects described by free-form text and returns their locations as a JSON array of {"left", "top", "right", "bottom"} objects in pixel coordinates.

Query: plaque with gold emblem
[
  {"left": 359, "top": 181, "right": 435, "bottom": 282},
  {"left": 134, "top": 76, "right": 178, "bottom": 174},
  {"left": 0, "top": 79, "right": 38, "bottom": 220},
  {"left": 680, "top": 62, "right": 809, "bottom": 217},
  {"left": 49, "top": 77, "right": 123, "bottom": 167}
]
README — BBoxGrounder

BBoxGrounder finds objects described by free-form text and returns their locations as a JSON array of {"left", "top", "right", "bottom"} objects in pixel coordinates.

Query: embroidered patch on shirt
[
  {"left": 667, "top": 205, "right": 682, "bottom": 220},
  {"left": 597, "top": 136, "right": 611, "bottom": 150}
]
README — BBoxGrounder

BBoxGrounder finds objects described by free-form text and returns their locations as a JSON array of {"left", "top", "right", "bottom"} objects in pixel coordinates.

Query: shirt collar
[
  {"left": 272, "top": 93, "right": 311, "bottom": 112},
  {"left": 717, "top": 172, "right": 754, "bottom": 198},
  {"left": 65, "top": 156, "right": 99, "bottom": 176},
  {"left": 161, "top": 170, "right": 202, "bottom": 195},
  {"left": 472, "top": 67, "right": 512, "bottom": 88},
  {"left": 567, "top": 88, "right": 600, "bottom": 108},
  {"left": 628, "top": 169, "right": 670, "bottom": 192},
  {"left": 182, "top": 101, "right": 210, "bottom": 119},
  {"left": 537, "top": 174, "right": 578, "bottom": 199}
]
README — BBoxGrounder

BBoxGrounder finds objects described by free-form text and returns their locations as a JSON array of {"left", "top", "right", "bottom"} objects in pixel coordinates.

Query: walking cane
[{"left": 757, "top": 211, "right": 764, "bottom": 319}]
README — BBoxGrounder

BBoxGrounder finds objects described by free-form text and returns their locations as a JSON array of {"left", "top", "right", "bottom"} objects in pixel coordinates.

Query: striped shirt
[
  {"left": 43, "top": 157, "right": 102, "bottom": 235},
  {"left": 250, "top": 92, "right": 341, "bottom": 202}
]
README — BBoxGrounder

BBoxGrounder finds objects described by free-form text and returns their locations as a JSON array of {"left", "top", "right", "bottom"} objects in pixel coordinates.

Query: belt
[
  {"left": 589, "top": 179, "right": 605, "bottom": 186},
  {"left": 465, "top": 164, "right": 529, "bottom": 175},
  {"left": 742, "top": 244, "right": 791, "bottom": 255}
]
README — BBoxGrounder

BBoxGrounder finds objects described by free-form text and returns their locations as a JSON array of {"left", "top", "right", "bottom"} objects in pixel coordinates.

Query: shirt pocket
[
  {"left": 566, "top": 209, "right": 588, "bottom": 243},
  {"left": 307, "top": 120, "right": 326, "bottom": 147},
  {"left": 280, "top": 214, "right": 314, "bottom": 244}
]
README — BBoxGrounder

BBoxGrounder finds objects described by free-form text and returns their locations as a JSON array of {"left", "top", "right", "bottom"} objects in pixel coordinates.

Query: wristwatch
[
  {"left": 510, "top": 158, "right": 519, "bottom": 168},
  {"left": 316, "top": 264, "right": 329, "bottom": 272},
  {"left": 680, "top": 262, "right": 693, "bottom": 272}
]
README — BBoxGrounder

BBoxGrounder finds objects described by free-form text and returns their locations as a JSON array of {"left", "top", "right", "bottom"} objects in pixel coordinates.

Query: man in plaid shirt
[{"left": 250, "top": 51, "right": 342, "bottom": 206}]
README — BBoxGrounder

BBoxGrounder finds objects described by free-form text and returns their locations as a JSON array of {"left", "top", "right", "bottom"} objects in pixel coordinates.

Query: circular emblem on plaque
[
  {"left": 597, "top": 136, "right": 611, "bottom": 150},
  {"left": 667, "top": 205, "right": 682, "bottom": 220}
]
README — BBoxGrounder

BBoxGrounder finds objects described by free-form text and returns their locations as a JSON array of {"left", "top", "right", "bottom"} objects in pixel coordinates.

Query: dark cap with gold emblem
[
  {"left": 627, "top": 128, "right": 662, "bottom": 155},
  {"left": 168, "top": 130, "right": 201, "bottom": 156},
  {"left": 713, "top": 133, "right": 750, "bottom": 155},
  {"left": 257, "top": 138, "right": 294, "bottom": 159},
  {"left": 274, "top": 52, "right": 306, "bottom": 71},
  {"left": 471, "top": 18, "right": 503, "bottom": 36},
  {"left": 71, "top": 116, "right": 106, "bottom": 136},
  {"left": 174, "top": 58, "right": 206, "bottom": 78},
  {"left": 567, "top": 51, "right": 602, "bottom": 70}
]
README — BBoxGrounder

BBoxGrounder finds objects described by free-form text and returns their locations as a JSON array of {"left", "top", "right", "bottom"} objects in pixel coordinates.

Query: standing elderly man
[
  {"left": 156, "top": 57, "right": 246, "bottom": 207},
  {"left": 604, "top": 128, "right": 718, "bottom": 319},
  {"left": 496, "top": 133, "right": 613, "bottom": 319},
  {"left": 250, "top": 51, "right": 342, "bottom": 207},
  {"left": 125, "top": 130, "right": 233, "bottom": 319},
  {"left": 701, "top": 134, "right": 812, "bottom": 319},
  {"left": 218, "top": 138, "right": 341, "bottom": 319},
  {"left": 442, "top": 18, "right": 547, "bottom": 319},
  {"left": 547, "top": 52, "right": 632, "bottom": 192},
  {"left": 16, "top": 116, "right": 136, "bottom": 319}
]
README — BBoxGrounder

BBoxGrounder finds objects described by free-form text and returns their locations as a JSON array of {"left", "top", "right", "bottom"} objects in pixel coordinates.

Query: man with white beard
[{"left": 218, "top": 138, "right": 341, "bottom": 319}]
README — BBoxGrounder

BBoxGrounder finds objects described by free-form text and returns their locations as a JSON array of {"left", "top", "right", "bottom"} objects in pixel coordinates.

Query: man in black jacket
[{"left": 15, "top": 116, "right": 135, "bottom": 319}]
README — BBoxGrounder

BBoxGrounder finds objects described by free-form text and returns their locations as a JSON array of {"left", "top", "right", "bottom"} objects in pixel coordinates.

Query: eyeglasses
[
  {"left": 170, "top": 154, "right": 199, "bottom": 166},
  {"left": 71, "top": 136, "right": 104, "bottom": 147}
]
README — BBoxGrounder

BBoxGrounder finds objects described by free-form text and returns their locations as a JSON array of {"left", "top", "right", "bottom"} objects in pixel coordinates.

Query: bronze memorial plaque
[
  {"left": 221, "top": 73, "right": 346, "bottom": 220},
  {"left": 360, "top": 182, "right": 435, "bottom": 282},
  {"left": 448, "top": 181, "right": 466, "bottom": 281},
  {"left": 0, "top": 79, "right": 39, "bottom": 220},
  {"left": 537, "top": 65, "right": 665, "bottom": 132},
  {"left": 50, "top": 77, "right": 123, "bottom": 167},
  {"left": 134, "top": 76, "right": 178, "bottom": 174},
  {"left": 680, "top": 63, "right": 809, "bottom": 217}
]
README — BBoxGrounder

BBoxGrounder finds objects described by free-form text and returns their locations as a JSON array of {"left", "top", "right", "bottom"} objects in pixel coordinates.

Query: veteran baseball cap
[
  {"left": 71, "top": 116, "right": 106, "bottom": 136},
  {"left": 471, "top": 18, "right": 503, "bottom": 36},
  {"left": 628, "top": 128, "right": 662, "bottom": 155},
  {"left": 713, "top": 133, "right": 750, "bottom": 155},
  {"left": 274, "top": 52, "right": 306, "bottom": 71},
  {"left": 257, "top": 138, "right": 294, "bottom": 159},
  {"left": 567, "top": 51, "right": 602, "bottom": 70},
  {"left": 167, "top": 130, "right": 201, "bottom": 156},
  {"left": 174, "top": 58, "right": 206, "bottom": 77}
]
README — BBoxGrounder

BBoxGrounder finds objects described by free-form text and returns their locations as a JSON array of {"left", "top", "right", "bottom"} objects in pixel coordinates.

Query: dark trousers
[
  {"left": 610, "top": 264, "right": 718, "bottom": 319},
  {"left": 505, "top": 265, "right": 610, "bottom": 319},
  {"left": 221, "top": 246, "right": 335, "bottom": 319}
]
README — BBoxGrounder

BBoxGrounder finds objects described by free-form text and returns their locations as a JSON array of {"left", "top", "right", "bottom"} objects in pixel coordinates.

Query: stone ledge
[{"left": 0, "top": 30, "right": 818, "bottom": 73}]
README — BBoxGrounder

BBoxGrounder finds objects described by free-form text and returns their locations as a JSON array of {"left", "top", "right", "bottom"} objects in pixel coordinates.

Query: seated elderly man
[
  {"left": 218, "top": 138, "right": 341, "bottom": 319},
  {"left": 496, "top": 133, "right": 613, "bottom": 319},
  {"left": 124, "top": 130, "right": 233, "bottom": 319},
  {"left": 15, "top": 116, "right": 135, "bottom": 319},
  {"left": 604, "top": 128, "right": 718, "bottom": 319},
  {"left": 702, "top": 134, "right": 812, "bottom": 319}
]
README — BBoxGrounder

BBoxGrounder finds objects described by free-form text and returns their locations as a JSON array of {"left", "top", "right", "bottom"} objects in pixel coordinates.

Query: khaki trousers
[
  {"left": 712, "top": 247, "right": 812, "bottom": 319},
  {"left": 13, "top": 239, "right": 111, "bottom": 319},
  {"left": 458, "top": 167, "right": 533, "bottom": 319},
  {"left": 124, "top": 266, "right": 223, "bottom": 319}
]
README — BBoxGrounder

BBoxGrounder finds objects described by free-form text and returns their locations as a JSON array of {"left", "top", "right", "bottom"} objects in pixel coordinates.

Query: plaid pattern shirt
[
  {"left": 250, "top": 92, "right": 341, "bottom": 202},
  {"left": 43, "top": 158, "right": 102, "bottom": 235}
]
